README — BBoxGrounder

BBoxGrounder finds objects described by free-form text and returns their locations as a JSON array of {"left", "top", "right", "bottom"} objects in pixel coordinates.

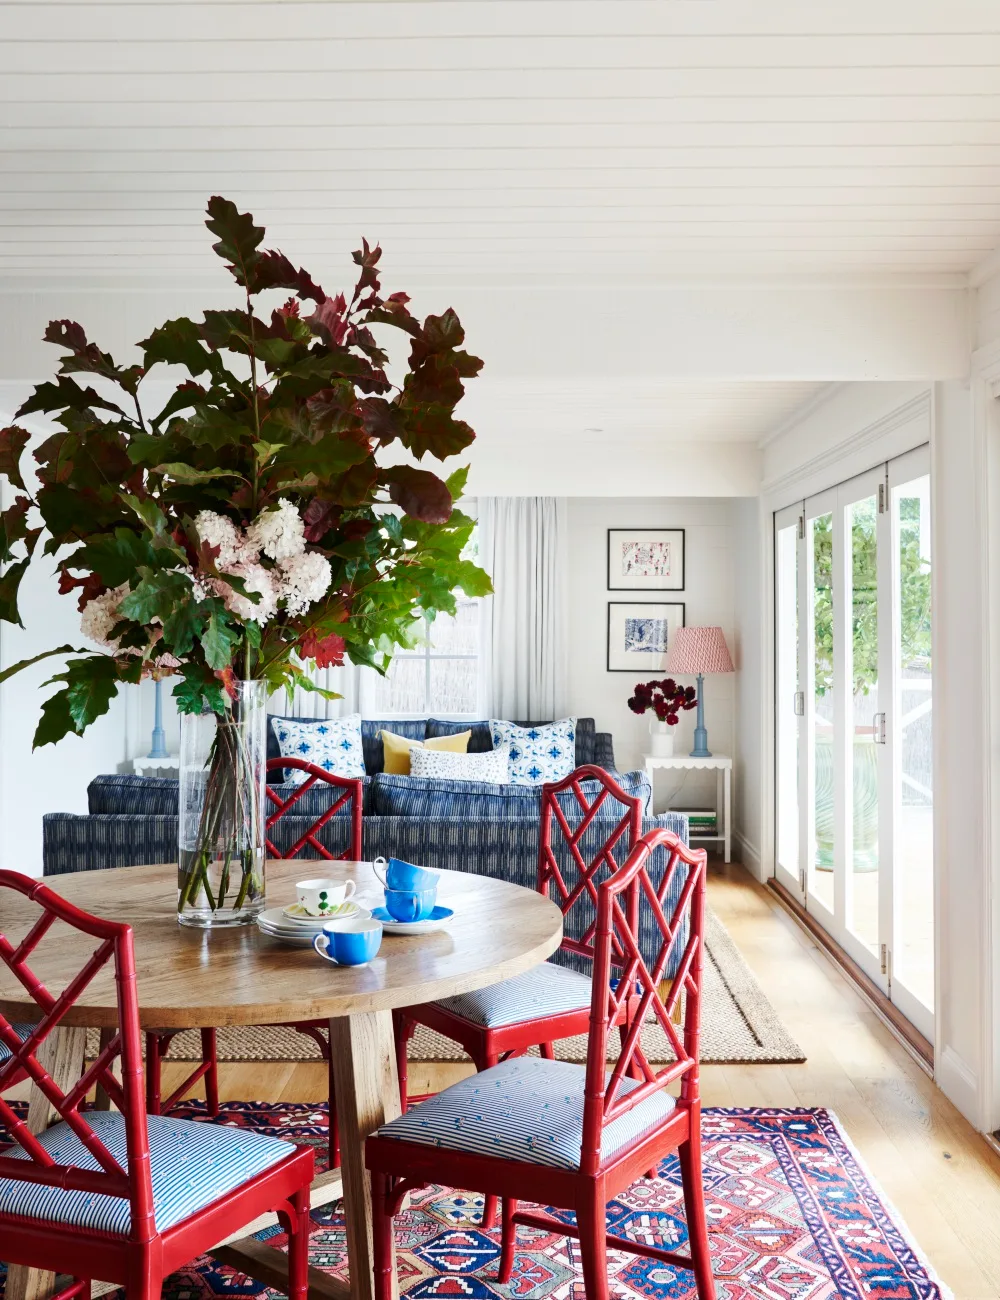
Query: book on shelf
[{"left": 674, "top": 808, "right": 718, "bottom": 834}]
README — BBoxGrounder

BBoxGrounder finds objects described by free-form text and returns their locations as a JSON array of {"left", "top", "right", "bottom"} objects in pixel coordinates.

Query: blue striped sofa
[{"left": 42, "top": 716, "right": 689, "bottom": 972}]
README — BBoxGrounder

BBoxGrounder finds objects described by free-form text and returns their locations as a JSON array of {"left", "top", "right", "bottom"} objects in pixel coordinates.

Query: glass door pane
[
  {"left": 846, "top": 492, "right": 880, "bottom": 956},
  {"left": 808, "top": 510, "right": 835, "bottom": 915},
  {"left": 892, "top": 470, "right": 934, "bottom": 1017},
  {"left": 775, "top": 517, "right": 801, "bottom": 891}
]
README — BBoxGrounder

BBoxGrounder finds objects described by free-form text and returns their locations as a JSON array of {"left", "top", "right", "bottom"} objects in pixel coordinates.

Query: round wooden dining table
[{"left": 0, "top": 859, "right": 564, "bottom": 1300}]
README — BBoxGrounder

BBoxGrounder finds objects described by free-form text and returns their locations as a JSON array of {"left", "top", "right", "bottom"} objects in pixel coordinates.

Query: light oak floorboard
[{"left": 161, "top": 861, "right": 1000, "bottom": 1299}]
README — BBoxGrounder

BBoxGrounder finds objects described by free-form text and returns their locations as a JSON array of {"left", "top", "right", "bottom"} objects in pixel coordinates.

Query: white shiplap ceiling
[
  {"left": 460, "top": 379, "right": 830, "bottom": 444},
  {"left": 1, "top": 0, "right": 1000, "bottom": 283}
]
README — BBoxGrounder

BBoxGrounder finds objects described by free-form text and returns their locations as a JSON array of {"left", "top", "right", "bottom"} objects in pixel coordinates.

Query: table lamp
[{"left": 664, "top": 626, "right": 734, "bottom": 757}]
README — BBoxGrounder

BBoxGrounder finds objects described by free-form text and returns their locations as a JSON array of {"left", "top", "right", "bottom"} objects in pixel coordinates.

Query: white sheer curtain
[
  {"left": 272, "top": 662, "right": 376, "bottom": 719},
  {"left": 479, "top": 497, "right": 569, "bottom": 720}
]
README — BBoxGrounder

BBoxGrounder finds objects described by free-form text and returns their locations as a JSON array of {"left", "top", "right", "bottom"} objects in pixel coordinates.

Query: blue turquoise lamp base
[
  {"left": 690, "top": 673, "right": 712, "bottom": 758},
  {"left": 147, "top": 679, "right": 169, "bottom": 760}
]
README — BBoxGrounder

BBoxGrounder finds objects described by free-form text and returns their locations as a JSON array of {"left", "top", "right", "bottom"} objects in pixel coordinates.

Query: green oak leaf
[
  {"left": 0, "top": 644, "right": 86, "bottom": 685},
  {"left": 201, "top": 608, "right": 239, "bottom": 670},
  {"left": 0, "top": 557, "right": 30, "bottom": 625}
]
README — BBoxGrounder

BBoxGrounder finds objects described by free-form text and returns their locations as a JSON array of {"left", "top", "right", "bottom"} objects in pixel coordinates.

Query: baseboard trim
[
  {"left": 767, "top": 878, "right": 934, "bottom": 1075},
  {"left": 732, "top": 831, "right": 763, "bottom": 882}
]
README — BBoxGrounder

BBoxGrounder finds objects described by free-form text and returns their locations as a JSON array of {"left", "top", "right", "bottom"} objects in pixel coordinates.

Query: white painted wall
[
  {"left": 0, "top": 398, "right": 132, "bottom": 878},
  {"left": 731, "top": 497, "right": 763, "bottom": 876},
  {"left": 565, "top": 497, "right": 735, "bottom": 816}
]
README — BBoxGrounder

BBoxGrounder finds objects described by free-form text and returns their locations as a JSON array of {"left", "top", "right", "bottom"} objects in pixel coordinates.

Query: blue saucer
[{"left": 372, "top": 904, "right": 454, "bottom": 934}]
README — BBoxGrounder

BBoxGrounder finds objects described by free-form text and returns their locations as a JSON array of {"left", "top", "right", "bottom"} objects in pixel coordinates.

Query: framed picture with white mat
[
  {"left": 607, "top": 528, "right": 685, "bottom": 591},
  {"left": 607, "top": 601, "right": 686, "bottom": 672}
]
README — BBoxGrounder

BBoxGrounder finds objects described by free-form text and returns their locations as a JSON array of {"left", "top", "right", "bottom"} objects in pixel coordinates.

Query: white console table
[
  {"left": 132, "top": 755, "right": 180, "bottom": 780},
  {"left": 643, "top": 753, "right": 732, "bottom": 863}
]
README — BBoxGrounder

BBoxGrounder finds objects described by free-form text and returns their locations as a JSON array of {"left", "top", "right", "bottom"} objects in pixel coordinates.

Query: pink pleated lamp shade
[{"left": 664, "top": 626, "right": 734, "bottom": 675}]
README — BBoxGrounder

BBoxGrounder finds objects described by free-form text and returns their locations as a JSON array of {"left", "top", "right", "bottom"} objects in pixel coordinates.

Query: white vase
[{"left": 649, "top": 721, "right": 675, "bottom": 759}]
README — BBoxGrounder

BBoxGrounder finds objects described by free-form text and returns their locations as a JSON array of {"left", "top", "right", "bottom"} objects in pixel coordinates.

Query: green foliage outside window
[{"left": 811, "top": 497, "right": 931, "bottom": 699}]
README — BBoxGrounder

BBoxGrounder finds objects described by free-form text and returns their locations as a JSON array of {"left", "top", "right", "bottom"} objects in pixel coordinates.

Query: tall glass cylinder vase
[{"left": 177, "top": 680, "right": 266, "bottom": 927}]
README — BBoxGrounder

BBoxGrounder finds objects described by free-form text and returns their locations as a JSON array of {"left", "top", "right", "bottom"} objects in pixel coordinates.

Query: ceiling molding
[
  {"left": 972, "top": 339, "right": 1000, "bottom": 396},
  {"left": 969, "top": 247, "right": 1000, "bottom": 290},
  {"left": 757, "top": 382, "right": 843, "bottom": 448},
  {"left": 760, "top": 390, "right": 932, "bottom": 498}
]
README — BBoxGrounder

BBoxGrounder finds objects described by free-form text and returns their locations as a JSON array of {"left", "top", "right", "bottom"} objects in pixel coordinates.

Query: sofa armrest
[{"left": 43, "top": 813, "right": 178, "bottom": 876}]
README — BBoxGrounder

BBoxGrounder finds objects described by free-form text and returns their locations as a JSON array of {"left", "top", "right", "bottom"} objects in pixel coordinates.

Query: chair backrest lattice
[
  {"left": 0, "top": 870, "right": 154, "bottom": 1240},
  {"left": 537, "top": 765, "right": 644, "bottom": 967},
  {"left": 580, "top": 829, "right": 707, "bottom": 1177},
  {"left": 265, "top": 758, "right": 363, "bottom": 861}
]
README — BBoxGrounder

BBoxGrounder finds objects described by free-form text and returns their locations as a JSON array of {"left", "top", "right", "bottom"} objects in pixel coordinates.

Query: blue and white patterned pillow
[
  {"left": 490, "top": 718, "right": 577, "bottom": 786},
  {"left": 409, "top": 744, "right": 510, "bottom": 784},
  {"left": 271, "top": 714, "right": 366, "bottom": 785}
]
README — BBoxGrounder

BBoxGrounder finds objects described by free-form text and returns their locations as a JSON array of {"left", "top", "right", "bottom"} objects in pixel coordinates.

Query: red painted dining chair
[
  {"left": 0, "top": 869, "right": 314, "bottom": 1300},
  {"left": 396, "top": 764, "right": 644, "bottom": 1227},
  {"left": 145, "top": 760, "right": 364, "bottom": 1174},
  {"left": 366, "top": 828, "right": 715, "bottom": 1300}
]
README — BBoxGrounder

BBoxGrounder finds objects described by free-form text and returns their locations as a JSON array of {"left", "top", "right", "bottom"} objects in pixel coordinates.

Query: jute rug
[{"left": 99, "top": 908, "right": 803, "bottom": 1066}]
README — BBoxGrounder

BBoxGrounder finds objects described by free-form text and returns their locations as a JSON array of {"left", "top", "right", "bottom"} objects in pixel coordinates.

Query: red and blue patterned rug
[{"left": 0, "top": 1102, "right": 950, "bottom": 1299}]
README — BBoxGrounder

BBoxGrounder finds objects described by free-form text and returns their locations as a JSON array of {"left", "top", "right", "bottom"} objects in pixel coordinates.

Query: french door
[{"left": 774, "top": 447, "right": 934, "bottom": 1040}]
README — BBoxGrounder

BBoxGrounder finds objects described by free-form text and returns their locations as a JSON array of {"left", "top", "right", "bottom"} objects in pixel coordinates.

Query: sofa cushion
[
  {"left": 425, "top": 718, "right": 494, "bottom": 753},
  {"left": 361, "top": 718, "right": 427, "bottom": 774},
  {"left": 370, "top": 769, "right": 650, "bottom": 819},
  {"left": 381, "top": 728, "right": 471, "bottom": 775},
  {"left": 88, "top": 775, "right": 179, "bottom": 816},
  {"left": 268, "top": 777, "right": 373, "bottom": 818},
  {"left": 371, "top": 772, "right": 533, "bottom": 818},
  {"left": 0, "top": 1110, "right": 295, "bottom": 1235},
  {"left": 375, "top": 1056, "right": 675, "bottom": 1172},
  {"left": 491, "top": 718, "right": 578, "bottom": 785}
]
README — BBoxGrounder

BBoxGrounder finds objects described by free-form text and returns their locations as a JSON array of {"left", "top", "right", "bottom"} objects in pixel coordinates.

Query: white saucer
[
  {"left": 258, "top": 905, "right": 371, "bottom": 947},
  {"left": 371, "top": 905, "right": 454, "bottom": 936}
]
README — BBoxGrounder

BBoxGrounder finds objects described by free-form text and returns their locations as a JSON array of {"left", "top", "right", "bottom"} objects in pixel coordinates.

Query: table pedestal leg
[
  {"left": 6, "top": 1025, "right": 87, "bottom": 1300},
  {"left": 330, "top": 1011, "right": 400, "bottom": 1300}
]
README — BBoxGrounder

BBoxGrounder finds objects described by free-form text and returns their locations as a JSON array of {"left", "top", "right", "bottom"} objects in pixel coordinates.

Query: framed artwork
[
  {"left": 607, "top": 528, "right": 685, "bottom": 591},
  {"left": 607, "top": 602, "right": 686, "bottom": 673}
]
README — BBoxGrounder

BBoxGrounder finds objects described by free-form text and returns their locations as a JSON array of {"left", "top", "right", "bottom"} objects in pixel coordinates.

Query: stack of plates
[{"left": 257, "top": 901, "right": 371, "bottom": 947}]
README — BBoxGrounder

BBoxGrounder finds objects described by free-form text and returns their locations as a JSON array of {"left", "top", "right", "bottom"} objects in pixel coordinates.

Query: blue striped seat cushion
[
  {"left": 0, "top": 1023, "right": 33, "bottom": 1063},
  {"left": 0, "top": 1111, "right": 295, "bottom": 1234},
  {"left": 376, "top": 1056, "right": 675, "bottom": 1171},
  {"left": 432, "top": 962, "right": 592, "bottom": 1029}
]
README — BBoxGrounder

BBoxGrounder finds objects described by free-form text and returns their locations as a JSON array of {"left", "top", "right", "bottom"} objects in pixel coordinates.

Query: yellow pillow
[{"left": 380, "top": 729, "right": 471, "bottom": 776}]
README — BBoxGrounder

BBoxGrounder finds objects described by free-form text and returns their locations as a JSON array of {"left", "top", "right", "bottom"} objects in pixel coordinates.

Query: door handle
[
  {"left": 872, "top": 712, "right": 886, "bottom": 745},
  {"left": 793, "top": 691, "right": 805, "bottom": 717}
]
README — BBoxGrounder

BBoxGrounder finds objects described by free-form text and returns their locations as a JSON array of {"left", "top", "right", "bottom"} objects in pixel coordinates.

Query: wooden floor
[{"left": 162, "top": 861, "right": 1000, "bottom": 1299}]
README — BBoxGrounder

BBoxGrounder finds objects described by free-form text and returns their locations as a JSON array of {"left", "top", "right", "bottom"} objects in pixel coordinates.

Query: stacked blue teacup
[{"left": 375, "top": 857, "right": 440, "bottom": 923}]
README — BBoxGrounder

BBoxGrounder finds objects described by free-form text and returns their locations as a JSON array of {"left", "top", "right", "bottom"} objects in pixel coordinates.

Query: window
[{"left": 367, "top": 523, "right": 483, "bottom": 717}]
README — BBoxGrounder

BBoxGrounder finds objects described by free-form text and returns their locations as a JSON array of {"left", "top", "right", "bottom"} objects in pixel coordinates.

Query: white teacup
[{"left": 295, "top": 877, "right": 357, "bottom": 918}]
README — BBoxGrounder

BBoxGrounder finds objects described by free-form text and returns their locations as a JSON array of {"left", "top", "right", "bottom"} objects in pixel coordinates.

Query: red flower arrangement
[{"left": 627, "top": 677, "right": 698, "bottom": 726}]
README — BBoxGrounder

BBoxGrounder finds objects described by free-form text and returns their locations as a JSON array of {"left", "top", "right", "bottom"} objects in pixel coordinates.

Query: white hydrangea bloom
[
  {"left": 247, "top": 498, "right": 306, "bottom": 562},
  {"left": 279, "top": 550, "right": 332, "bottom": 617},
  {"left": 193, "top": 509, "right": 257, "bottom": 567},
  {"left": 80, "top": 583, "right": 130, "bottom": 647},
  {"left": 217, "top": 563, "right": 279, "bottom": 625}
]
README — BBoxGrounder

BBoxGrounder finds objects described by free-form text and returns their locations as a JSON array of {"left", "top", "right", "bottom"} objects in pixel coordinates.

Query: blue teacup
[
  {"left": 313, "top": 917, "right": 383, "bottom": 967},
  {"left": 374, "top": 856, "right": 440, "bottom": 893},
  {"left": 384, "top": 886, "right": 437, "bottom": 923}
]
